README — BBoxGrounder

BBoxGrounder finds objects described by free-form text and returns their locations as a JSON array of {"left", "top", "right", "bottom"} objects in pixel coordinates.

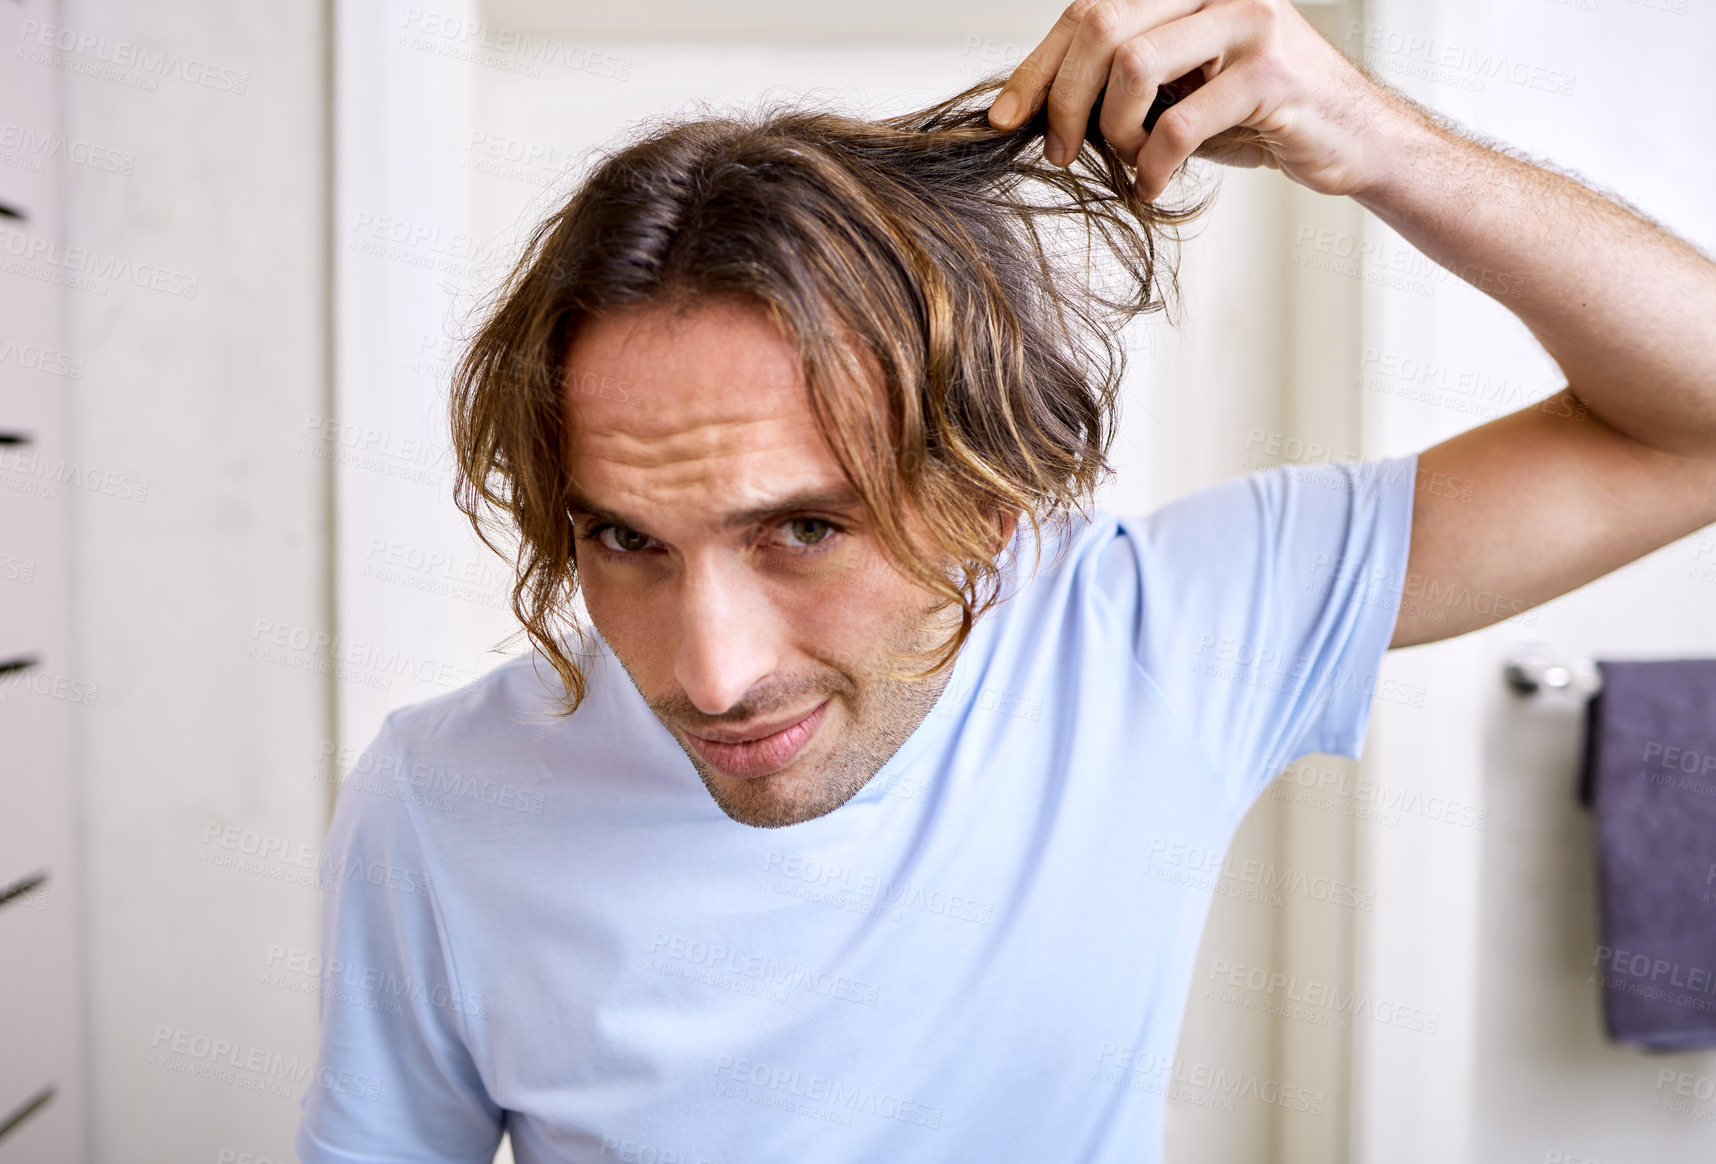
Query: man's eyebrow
[{"left": 565, "top": 487, "right": 865, "bottom": 533}]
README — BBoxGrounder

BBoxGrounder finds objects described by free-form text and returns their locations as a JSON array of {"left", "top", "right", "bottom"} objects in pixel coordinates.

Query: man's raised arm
[
  {"left": 987, "top": 0, "right": 1716, "bottom": 647},
  {"left": 1352, "top": 103, "right": 1716, "bottom": 646}
]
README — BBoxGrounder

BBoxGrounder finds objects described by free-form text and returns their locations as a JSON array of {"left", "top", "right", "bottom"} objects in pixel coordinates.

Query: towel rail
[{"left": 1504, "top": 646, "right": 1602, "bottom": 697}]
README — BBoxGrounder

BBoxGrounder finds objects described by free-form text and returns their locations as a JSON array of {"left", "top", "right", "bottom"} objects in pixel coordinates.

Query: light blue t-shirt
[{"left": 297, "top": 454, "right": 1418, "bottom": 1164}]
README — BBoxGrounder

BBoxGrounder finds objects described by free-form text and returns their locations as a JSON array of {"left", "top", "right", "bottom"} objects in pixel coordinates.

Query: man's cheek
[
  {"left": 798, "top": 561, "right": 918, "bottom": 651},
  {"left": 577, "top": 574, "right": 666, "bottom": 673}
]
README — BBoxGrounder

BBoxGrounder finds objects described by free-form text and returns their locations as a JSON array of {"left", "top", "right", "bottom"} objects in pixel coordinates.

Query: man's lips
[{"left": 684, "top": 701, "right": 830, "bottom": 780}]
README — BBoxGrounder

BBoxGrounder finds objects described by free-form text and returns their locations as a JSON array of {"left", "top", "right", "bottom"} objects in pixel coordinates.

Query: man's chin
[{"left": 693, "top": 757, "right": 865, "bottom": 829}]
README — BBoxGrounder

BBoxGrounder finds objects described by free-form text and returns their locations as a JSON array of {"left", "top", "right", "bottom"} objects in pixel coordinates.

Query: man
[{"left": 298, "top": 1, "right": 1716, "bottom": 1161}]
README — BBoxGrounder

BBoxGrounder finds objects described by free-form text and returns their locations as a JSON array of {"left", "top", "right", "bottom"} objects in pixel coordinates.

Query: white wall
[
  {"left": 56, "top": 1, "right": 333, "bottom": 1159},
  {"left": 1355, "top": 2, "right": 1716, "bottom": 1161}
]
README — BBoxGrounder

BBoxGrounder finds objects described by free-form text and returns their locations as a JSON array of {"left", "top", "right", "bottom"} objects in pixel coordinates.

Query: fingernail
[
  {"left": 990, "top": 91, "right": 1019, "bottom": 127},
  {"left": 1045, "top": 131, "right": 1065, "bottom": 166}
]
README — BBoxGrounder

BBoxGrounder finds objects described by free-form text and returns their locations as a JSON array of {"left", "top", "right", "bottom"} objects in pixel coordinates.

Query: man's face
[{"left": 562, "top": 298, "right": 968, "bottom": 828}]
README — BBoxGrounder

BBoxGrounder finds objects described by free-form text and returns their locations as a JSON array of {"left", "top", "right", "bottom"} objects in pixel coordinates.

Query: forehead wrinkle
[
  {"left": 562, "top": 300, "right": 853, "bottom": 530},
  {"left": 579, "top": 411, "right": 811, "bottom": 467},
  {"left": 572, "top": 424, "right": 848, "bottom": 532}
]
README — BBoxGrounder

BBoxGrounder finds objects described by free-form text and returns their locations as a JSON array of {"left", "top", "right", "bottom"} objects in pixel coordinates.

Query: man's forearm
[{"left": 1352, "top": 102, "right": 1716, "bottom": 459}]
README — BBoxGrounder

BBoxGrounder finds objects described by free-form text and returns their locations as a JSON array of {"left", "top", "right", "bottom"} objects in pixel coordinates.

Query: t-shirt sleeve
[
  {"left": 1093, "top": 453, "right": 1419, "bottom": 813},
  {"left": 296, "top": 716, "right": 505, "bottom": 1164}
]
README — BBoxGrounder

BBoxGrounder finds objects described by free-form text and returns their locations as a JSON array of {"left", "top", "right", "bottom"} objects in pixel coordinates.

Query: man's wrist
[{"left": 1347, "top": 94, "right": 1452, "bottom": 213}]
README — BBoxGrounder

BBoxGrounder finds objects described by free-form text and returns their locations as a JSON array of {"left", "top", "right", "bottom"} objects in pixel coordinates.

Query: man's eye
[
  {"left": 781, "top": 518, "right": 835, "bottom": 547},
  {"left": 598, "top": 525, "right": 654, "bottom": 553}
]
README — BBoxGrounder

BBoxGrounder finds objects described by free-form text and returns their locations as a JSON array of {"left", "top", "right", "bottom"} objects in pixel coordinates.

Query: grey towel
[{"left": 1580, "top": 659, "right": 1716, "bottom": 1050}]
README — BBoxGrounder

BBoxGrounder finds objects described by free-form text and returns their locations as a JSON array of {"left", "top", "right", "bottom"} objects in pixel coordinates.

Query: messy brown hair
[{"left": 451, "top": 76, "right": 1211, "bottom": 714}]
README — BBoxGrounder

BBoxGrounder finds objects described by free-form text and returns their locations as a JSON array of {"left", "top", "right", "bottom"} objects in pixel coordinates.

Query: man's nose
[{"left": 673, "top": 557, "right": 780, "bottom": 716}]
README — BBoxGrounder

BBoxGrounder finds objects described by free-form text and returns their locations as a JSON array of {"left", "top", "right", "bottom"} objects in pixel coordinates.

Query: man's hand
[
  {"left": 987, "top": 0, "right": 1408, "bottom": 201},
  {"left": 996, "top": 2, "right": 1716, "bottom": 649}
]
